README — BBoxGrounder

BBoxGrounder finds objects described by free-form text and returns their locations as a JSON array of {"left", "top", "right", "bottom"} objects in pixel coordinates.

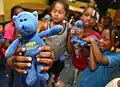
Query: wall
[
  {"left": 69, "top": 1, "right": 116, "bottom": 19},
  {"left": 3, "top": 0, "right": 48, "bottom": 21},
  {"left": 2, "top": 0, "right": 117, "bottom": 22},
  {"left": 68, "top": 1, "right": 88, "bottom": 8},
  {"left": 108, "top": 8, "right": 116, "bottom": 19}
]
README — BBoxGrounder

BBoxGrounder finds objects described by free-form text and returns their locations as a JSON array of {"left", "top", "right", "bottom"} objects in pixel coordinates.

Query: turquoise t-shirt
[{"left": 79, "top": 51, "right": 120, "bottom": 87}]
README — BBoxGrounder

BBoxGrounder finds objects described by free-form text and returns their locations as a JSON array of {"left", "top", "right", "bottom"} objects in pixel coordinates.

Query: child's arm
[
  {"left": 37, "top": 21, "right": 48, "bottom": 32},
  {"left": 88, "top": 46, "right": 97, "bottom": 70},
  {"left": 67, "top": 29, "right": 75, "bottom": 53},
  {"left": 88, "top": 37, "right": 109, "bottom": 65}
]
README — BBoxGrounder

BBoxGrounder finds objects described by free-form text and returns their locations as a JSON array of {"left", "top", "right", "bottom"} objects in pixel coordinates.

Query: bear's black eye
[
  {"left": 24, "top": 18, "right": 27, "bottom": 21},
  {"left": 20, "top": 19, "right": 23, "bottom": 22}
]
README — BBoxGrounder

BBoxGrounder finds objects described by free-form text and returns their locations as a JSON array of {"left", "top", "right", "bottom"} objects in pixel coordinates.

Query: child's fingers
[
  {"left": 15, "top": 68, "right": 27, "bottom": 74},
  {"left": 76, "top": 29, "right": 84, "bottom": 36},
  {"left": 39, "top": 45, "right": 52, "bottom": 52},
  {"left": 12, "top": 56, "right": 32, "bottom": 62},
  {"left": 87, "top": 43, "right": 91, "bottom": 47},
  {"left": 15, "top": 48, "right": 26, "bottom": 55},
  {"left": 37, "top": 52, "right": 52, "bottom": 58},
  {"left": 38, "top": 46, "right": 55, "bottom": 60},
  {"left": 37, "top": 58, "right": 53, "bottom": 66},
  {"left": 13, "top": 62, "right": 31, "bottom": 69},
  {"left": 70, "top": 28, "right": 76, "bottom": 34},
  {"left": 14, "top": 56, "right": 32, "bottom": 62},
  {"left": 40, "top": 66, "right": 50, "bottom": 72},
  {"left": 16, "top": 48, "right": 26, "bottom": 53}
]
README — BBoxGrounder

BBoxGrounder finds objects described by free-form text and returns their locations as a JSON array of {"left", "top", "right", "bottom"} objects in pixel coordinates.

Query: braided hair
[{"left": 105, "top": 25, "right": 120, "bottom": 52}]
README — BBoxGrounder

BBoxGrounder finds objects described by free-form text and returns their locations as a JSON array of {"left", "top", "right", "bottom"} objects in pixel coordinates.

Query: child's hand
[
  {"left": 69, "top": 28, "right": 76, "bottom": 38},
  {"left": 7, "top": 46, "right": 54, "bottom": 74},
  {"left": 36, "top": 45, "right": 54, "bottom": 72},
  {"left": 7, "top": 48, "right": 32, "bottom": 74},
  {"left": 75, "top": 28, "right": 84, "bottom": 38},
  {"left": 84, "top": 36, "right": 95, "bottom": 42},
  {"left": 83, "top": 36, "right": 96, "bottom": 46},
  {"left": 69, "top": 27, "right": 83, "bottom": 38}
]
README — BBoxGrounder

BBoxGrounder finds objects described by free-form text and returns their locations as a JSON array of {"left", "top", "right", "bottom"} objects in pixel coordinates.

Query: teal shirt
[{"left": 79, "top": 51, "right": 120, "bottom": 87}]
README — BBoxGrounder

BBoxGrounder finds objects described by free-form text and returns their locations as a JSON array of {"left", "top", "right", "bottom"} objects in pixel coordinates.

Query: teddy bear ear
[
  {"left": 32, "top": 11, "right": 38, "bottom": 19},
  {"left": 13, "top": 15, "right": 17, "bottom": 22}
]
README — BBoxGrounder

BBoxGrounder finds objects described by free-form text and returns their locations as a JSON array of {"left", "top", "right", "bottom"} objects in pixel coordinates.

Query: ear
[
  {"left": 32, "top": 11, "right": 38, "bottom": 19},
  {"left": 13, "top": 15, "right": 17, "bottom": 22}
]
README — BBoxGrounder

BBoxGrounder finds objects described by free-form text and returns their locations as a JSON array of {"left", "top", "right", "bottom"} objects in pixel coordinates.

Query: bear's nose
[{"left": 22, "top": 25, "right": 25, "bottom": 29}]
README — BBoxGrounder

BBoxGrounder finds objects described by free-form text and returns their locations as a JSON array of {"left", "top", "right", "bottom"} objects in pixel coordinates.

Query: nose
[
  {"left": 99, "top": 39, "right": 103, "bottom": 43},
  {"left": 22, "top": 25, "right": 25, "bottom": 29},
  {"left": 87, "top": 16, "right": 91, "bottom": 20},
  {"left": 54, "top": 12, "right": 59, "bottom": 16}
]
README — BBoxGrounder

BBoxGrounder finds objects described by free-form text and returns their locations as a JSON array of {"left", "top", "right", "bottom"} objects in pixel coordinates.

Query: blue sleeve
[{"left": 107, "top": 52, "right": 120, "bottom": 67}]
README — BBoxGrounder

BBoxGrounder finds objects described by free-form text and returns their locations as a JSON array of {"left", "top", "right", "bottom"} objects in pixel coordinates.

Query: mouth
[
  {"left": 21, "top": 29, "right": 31, "bottom": 36},
  {"left": 53, "top": 17, "right": 59, "bottom": 21},
  {"left": 84, "top": 20, "right": 90, "bottom": 24}
]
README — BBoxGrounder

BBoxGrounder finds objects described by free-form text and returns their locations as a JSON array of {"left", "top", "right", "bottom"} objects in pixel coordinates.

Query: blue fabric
[
  {"left": 107, "top": 52, "right": 120, "bottom": 67},
  {"left": 0, "top": 70, "right": 7, "bottom": 87},
  {"left": 79, "top": 51, "right": 120, "bottom": 87},
  {"left": 0, "top": 32, "right": 4, "bottom": 44},
  {"left": 70, "top": 20, "right": 87, "bottom": 46}
]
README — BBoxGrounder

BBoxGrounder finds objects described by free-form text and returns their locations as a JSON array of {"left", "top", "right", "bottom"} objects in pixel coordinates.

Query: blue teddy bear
[
  {"left": 70, "top": 20, "right": 88, "bottom": 46},
  {"left": 70, "top": 20, "right": 99, "bottom": 46},
  {"left": 5, "top": 11, "right": 62, "bottom": 87}
]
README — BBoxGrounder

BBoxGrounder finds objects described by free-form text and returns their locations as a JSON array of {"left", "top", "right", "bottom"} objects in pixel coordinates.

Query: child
[
  {"left": 3, "top": 5, "right": 24, "bottom": 87},
  {"left": 67, "top": 5, "right": 100, "bottom": 85},
  {"left": 38, "top": 1, "right": 69, "bottom": 87},
  {"left": 79, "top": 25, "right": 120, "bottom": 87},
  {"left": 0, "top": 24, "right": 7, "bottom": 87},
  {"left": 4, "top": 5, "right": 24, "bottom": 48},
  {"left": 96, "top": 15, "right": 112, "bottom": 33}
]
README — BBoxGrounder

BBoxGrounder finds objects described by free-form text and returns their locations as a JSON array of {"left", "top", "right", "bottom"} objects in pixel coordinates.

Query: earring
[{"left": 111, "top": 46, "right": 115, "bottom": 51}]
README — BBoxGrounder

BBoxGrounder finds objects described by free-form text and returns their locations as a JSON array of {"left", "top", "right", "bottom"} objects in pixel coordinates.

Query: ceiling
[{"left": 78, "top": 0, "right": 120, "bottom": 9}]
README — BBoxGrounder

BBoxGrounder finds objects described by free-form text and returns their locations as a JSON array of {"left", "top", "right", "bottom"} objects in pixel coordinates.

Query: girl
[
  {"left": 3, "top": 5, "right": 24, "bottom": 87},
  {"left": 67, "top": 6, "right": 100, "bottom": 85},
  {"left": 96, "top": 15, "right": 112, "bottom": 33},
  {"left": 79, "top": 25, "right": 120, "bottom": 87},
  {"left": 4, "top": 5, "right": 24, "bottom": 48},
  {"left": 39, "top": 1, "right": 69, "bottom": 87}
]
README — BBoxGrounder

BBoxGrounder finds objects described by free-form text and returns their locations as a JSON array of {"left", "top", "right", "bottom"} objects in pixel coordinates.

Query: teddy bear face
[{"left": 13, "top": 11, "right": 38, "bottom": 37}]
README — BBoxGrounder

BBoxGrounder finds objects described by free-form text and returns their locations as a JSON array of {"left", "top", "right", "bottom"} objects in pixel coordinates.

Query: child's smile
[{"left": 99, "top": 29, "right": 113, "bottom": 51}]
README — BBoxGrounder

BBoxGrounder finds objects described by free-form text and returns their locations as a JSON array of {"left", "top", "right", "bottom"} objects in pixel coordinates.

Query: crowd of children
[{"left": 0, "top": 0, "right": 120, "bottom": 87}]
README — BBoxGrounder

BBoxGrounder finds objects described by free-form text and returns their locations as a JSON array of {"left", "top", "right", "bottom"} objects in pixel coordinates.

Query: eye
[
  {"left": 24, "top": 18, "right": 27, "bottom": 21},
  {"left": 83, "top": 13, "right": 89, "bottom": 17},
  {"left": 20, "top": 19, "right": 23, "bottom": 22}
]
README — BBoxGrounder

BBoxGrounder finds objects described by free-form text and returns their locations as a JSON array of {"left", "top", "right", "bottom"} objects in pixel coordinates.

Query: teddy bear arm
[{"left": 5, "top": 38, "right": 21, "bottom": 58}]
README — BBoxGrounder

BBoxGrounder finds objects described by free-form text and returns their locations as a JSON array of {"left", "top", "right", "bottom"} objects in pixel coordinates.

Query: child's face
[
  {"left": 81, "top": 7, "right": 96, "bottom": 28},
  {"left": 51, "top": 3, "right": 66, "bottom": 23},
  {"left": 13, "top": 8, "right": 23, "bottom": 16},
  {"left": 99, "top": 29, "right": 113, "bottom": 51},
  {"left": 100, "top": 18, "right": 104, "bottom": 24}
]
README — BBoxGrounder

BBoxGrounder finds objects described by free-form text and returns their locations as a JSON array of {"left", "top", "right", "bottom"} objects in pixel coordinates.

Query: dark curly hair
[
  {"left": 11, "top": 5, "right": 24, "bottom": 19},
  {"left": 48, "top": 0, "right": 69, "bottom": 16}
]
